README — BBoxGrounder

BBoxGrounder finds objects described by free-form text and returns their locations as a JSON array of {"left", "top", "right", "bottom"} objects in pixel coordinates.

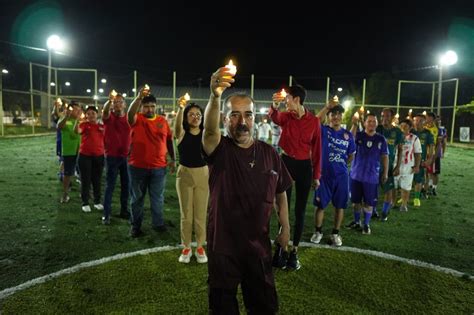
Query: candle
[
  {"left": 184, "top": 93, "right": 190, "bottom": 101},
  {"left": 354, "top": 112, "right": 360, "bottom": 119},
  {"left": 422, "top": 110, "right": 427, "bottom": 116},
  {"left": 406, "top": 116, "right": 410, "bottom": 119},
  {"left": 226, "top": 59, "right": 237, "bottom": 76},
  {"left": 81, "top": 113, "right": 85, "bottom": 119},
  {"left": 360, "top": 106, "right": 365, "bottom": 113},
  {"left": 68, "top": 106, "right": 73, "bottom": 111},
  {"left": 111, "top": 89, "right": 118, "bottom": 97},
  {"left": 392, "top": 121, "right": 397, "bottom": 127},
  {"left": 333, "top": 95, "right": 339, "bottom": 102},
  {"left": 367, "top": 110, "right": 370, "bottom": 114},
  {"left": 395, "top": 113, "right": 400, "bottom": 119},
  {"left": 57, "top": 98, "right": 62, "bottom": 105},
  {"left": 409, "top": 109, "right": 413, "bottom": 114},
  {"left": 144, "top": 84, "right": 150, "bottom": 91},
  {"left": 280, "top": 89, "right": 287, "bottom": 98}
]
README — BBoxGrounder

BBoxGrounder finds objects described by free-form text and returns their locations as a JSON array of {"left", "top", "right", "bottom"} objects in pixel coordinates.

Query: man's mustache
[{"left": 236, "top": 124, "right": 250, "bottom": 133}]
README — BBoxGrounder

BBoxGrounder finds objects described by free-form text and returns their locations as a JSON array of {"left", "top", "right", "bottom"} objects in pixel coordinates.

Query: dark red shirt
[
  {"left": 204, "top": 137, "right": 293, "bottom": 258},
  {"left": 103, "top": 112, "right": 131, "bottom": 158},
  {"left": 269, "top": 107, "right": 322, "bottom": 179},
  {"left": 79, "top": 122, "right": 105, "bottom": 157}
]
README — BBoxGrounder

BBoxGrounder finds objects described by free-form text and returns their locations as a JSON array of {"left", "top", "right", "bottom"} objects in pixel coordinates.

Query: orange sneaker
[
  {"left": 195, "top": 247, "right": 208, "bottom": 264},
  {"left": 178, "top": 247, "right": 192, "bottom": 263}
]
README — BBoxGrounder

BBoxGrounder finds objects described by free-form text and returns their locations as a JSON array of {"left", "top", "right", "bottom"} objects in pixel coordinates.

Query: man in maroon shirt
[
  {"left": 269, "top": 85, "right": 322, "bottom": 271},
  {"left": 102, "top": 92, "right": 131, "bottom": 225},
  {"left": 202, "top": 66, "right": 292, "bottom": 314}
]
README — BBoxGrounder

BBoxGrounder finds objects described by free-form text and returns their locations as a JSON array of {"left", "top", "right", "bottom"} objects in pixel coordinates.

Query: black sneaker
[
  {"left": 432, "top": 188, "right": 437, "bottom": 196},
  {"left": 286, "top": 249, "right": 301, "bottom": 271},
  {"left": 129, "top": 227, "right": 144, "bottom": 238},
  {"left": 372, "top": 210, "right": 379, "bottom": 219},
  {"left": 272, "top": 244, "right": 288, "bottom": 269},
  {"left": 362, "top": 225, "right": 371, "bottom": 235},
  {"left": 345, "top": 221, "right": 361, "bottom": 230}
]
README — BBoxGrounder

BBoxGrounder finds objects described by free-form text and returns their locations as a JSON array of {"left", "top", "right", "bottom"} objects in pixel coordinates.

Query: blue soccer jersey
[
  {"left": 350, "top": 131, "right": 389, "bottom": 184},
  {"left": 321, "top": 125, "right": 356, "bottom": 177}
]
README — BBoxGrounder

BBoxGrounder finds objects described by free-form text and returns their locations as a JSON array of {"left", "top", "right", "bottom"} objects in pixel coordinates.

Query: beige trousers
[{"left": 176, "top": 165, "right": 209, "bottom": 247}]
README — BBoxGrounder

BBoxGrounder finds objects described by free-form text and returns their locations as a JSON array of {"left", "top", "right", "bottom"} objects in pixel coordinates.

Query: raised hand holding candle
[
  {"left": 184, "top": 93, "right": 190, "bottom": 101},
  {"left": 280, "top": 89, "right": 287, "bottom": 98}
]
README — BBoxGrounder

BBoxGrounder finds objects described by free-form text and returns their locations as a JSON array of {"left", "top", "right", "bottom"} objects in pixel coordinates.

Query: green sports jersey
[
  {"left": 376, "top": 125, "right": 404, "bottom": 165},
  {"left": 61, "top": 118, "right": 81, "bottom": 156},
  {"left": 412, "top": 128, "right": 434, "bottom": 160}
]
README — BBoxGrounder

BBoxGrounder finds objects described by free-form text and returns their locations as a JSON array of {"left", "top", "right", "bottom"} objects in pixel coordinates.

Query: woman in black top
[{"left": 174, "top": 97, "right": 209, "bottom": 264}]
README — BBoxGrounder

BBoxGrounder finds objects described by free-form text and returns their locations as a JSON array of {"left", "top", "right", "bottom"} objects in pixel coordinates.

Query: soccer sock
[
  {"left": 363, "top": 208, "right": 372, "bottom": 226},
  {"left": 354, "top": 211, "right": 361, "bottom": 223},
  {"left": 332, "top": 228, "right": 339, "bottom": 235},
  {"left": 414, "top": 192, "right": 421, "bottom": 199},
  {"left": 382, "top": 201, "right": 391, "bottom": 215}
]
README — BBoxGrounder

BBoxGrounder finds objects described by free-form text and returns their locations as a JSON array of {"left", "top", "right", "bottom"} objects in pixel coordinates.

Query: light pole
[
  {"left": 437, "top": 50, "right": 458, "bottom": 116},
  {"left": 1, "top": 68, "right": 8, "bottom": 136},
  {"left": 46, "top": 35, "right": 64, "bottom": 128}
]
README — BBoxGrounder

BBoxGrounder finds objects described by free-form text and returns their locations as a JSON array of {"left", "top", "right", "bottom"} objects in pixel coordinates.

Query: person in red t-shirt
[
  {"left": 202, "top": 66, "right": 291, "bottom": 314},
  {"left": 75, "top": 105, "right": 105, "bottom": 213},
  {"left": 127, "top": 88, "right": 176, "bottom": 237},
  {"left": 102, "top": 92, "right": 131, "bottom": 225},
  {"left": 269, "top": 84, "right": 322, "bottom": 271}
]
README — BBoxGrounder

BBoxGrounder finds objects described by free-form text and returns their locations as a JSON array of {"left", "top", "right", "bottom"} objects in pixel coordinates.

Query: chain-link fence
[{"left": 1, "top": 59, "right": 473, "bottom": 142}]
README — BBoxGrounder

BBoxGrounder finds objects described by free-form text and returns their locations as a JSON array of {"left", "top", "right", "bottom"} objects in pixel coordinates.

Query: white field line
[{"left": 0, "top": 243, "right": 472, "bottom": 301}]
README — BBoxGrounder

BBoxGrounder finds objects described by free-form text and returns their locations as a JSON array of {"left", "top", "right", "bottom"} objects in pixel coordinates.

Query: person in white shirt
[
  {"left": 270, "top": 121, "right": 281, "bottom": 152},
  {"left": 257, "top": 119, "right": 271, "bottom": 142},
  {"left": 394, "top": 119, "right": 421, "bottom": 212}
]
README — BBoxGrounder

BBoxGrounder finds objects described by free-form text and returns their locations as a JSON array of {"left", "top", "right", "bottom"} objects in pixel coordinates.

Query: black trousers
[
  {"left": 78, "top": 154, "right": 104, "bottom": 205},
  {"left": 281, "top": 154, "right": 312, "bottom": 247}
]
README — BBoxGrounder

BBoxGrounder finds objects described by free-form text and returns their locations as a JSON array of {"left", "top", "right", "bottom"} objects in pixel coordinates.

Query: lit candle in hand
[
  {"left": 111, "top": 89, "right": 118, "bottom": 98},
  {"left": 280, "top": 89, "right": 287, "bottom": 98},
  {"left": 354, "top": 112, "right": 360, "bottom": 119},
  {"left": 184, "top": 93, "right": 190, "bottom": 101},
  {"left": 226, "top": 59, "right": 237, "bottom": 76},
  {"left": 359, "top": 106, "right": 365, "bottom": 113},
  {"left": 422, "top": 110, "right": 427, "bottom": 116},
  {"left": 395, "top": 113, "right": 400, "bottom": 119},
  {"left": 80, "top": 113, "right": 85, "bottom": 119},
  {"left": 144, "top": 84, "right": 150, "bottom": 91},
  {"left": 57, "top": 98, "right": 62, "bottom": 105}
]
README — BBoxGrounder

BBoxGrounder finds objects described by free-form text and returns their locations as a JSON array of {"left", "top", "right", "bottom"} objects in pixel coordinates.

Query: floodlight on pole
[
  {"left": 65, "top": 81, "right": 71, "bottom": 86},
  {"left": 1, "top": 69, "right": 8, "bottom": 74},
  {"left": 437, "top": 50, "right": 458, "bottom": 116},
  {"left": 86, "top": 89, "right": 91, "bottom": 93},
  {"left": 46, "top": 35, "right": 64, "bottom": 129},
  {"left": 101, "top": 78, "right": 107, "bottom": 84},
  {"left": 337, "top": 87, "right": 343, "bottom": 92}
]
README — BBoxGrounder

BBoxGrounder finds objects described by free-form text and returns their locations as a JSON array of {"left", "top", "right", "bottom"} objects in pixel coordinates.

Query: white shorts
[{"left": 394, "top": 173, "right": 414, "bottom": 191}]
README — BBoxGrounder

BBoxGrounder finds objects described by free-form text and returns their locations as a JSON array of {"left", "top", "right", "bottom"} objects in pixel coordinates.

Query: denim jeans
[
  {"left": 103, "top": 156, "right": 129, "bottom": 219},
  {"left": 128, "top": 165, "right": 167, "bottom": 230}
]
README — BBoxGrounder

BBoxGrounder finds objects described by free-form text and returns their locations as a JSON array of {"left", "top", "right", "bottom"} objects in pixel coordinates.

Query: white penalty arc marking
[{"left": 0, "top": 243, "right": 472, "bottom": 300}]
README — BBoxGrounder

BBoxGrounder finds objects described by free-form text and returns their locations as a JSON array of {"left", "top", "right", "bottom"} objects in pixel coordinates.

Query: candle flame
[
  {"left": 409, "top": 109, "right": 413, "bottom": 114},
  {"left": 395, "top": 113, "right": 400, "bottom": 119},
  {"left": 81, "top": 113, "right": 85, "bottom": 119},
  {"left": 360, "top": 106, "right": 365, "bottom": 113},
  {"left": 57, "top": 98, "right": 62, "bottom": 105},
  {"left": 422, "top": 110, "right": 427, "bottom": 116},
  {"left": 111, "top": 89, "right": 118, "bottom": 97},
  {"left": 354, "top": 112, "right": 360, "bottom": 119},
  {"left": 367, "top": 110, "right": 370, "bottom": 114},
  {"left": 226, "top": 59, "right": 237, "bottom": 76},
  {"left": 280, "top": 89, "right": 287, "bottom": 98},
  {"left": 184, "top": 93, "right": 190, "bottom": 101},
  {"left": 392, "top": 121, "right": 397, "bottom": 126},
  {"left": 144, "top": 84, "right": 150, "bottom": 90}
]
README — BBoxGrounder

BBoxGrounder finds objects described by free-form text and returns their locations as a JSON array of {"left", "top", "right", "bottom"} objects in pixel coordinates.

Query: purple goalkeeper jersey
[{"left": 350, "top": 131, "right": 388, "bottom": 184}]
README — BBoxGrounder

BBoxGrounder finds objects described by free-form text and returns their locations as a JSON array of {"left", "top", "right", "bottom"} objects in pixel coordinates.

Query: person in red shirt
[
  {"left": 75, "top": 105, "right": 105, "bottom": 213},
  {"left": 102, "top": 92, "right": 131, "bottom": 225},
  {"left": 269, "top": 84, "right": 322, "bottom": 271},
  {"left": 127, "top": 88, "right": 176, "bottom": 237},
  {"left": 203, "top": 66, "right": 291, "bottom": 314}
]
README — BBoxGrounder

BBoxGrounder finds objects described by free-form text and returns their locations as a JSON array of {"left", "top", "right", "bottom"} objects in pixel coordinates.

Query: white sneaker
[
  {"left": 330, "top": 234, "right": 342, "bottom": 247},
  {"left": 310, "top": 232, "right": 323, "bottom": 244},
  {"left": 94, "top": 204, "right": 104, "bottom": 211},
  {"left": 82, "top": 205, "right": 91, "bottom": 212},
  {"left": 178, "top": 247, "right": 192, "bottom": 263},
  {"left": 195, "top": 247, "right": 208, "bottom": 264}
]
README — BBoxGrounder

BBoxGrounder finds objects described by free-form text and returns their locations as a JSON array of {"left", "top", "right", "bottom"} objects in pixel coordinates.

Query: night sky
[{"left": 1, "top": 0, "right": 474, "bottom": 87}]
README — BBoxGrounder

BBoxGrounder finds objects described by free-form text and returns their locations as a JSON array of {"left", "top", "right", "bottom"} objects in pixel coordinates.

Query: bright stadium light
[
  {"left": 132, "top": 88, "right": 136, "bottom": 93},
  {"left": 101, "top": 78, "right": 107, "bottom": 84},
  {"left": 99, "top": 88, "right": 104, "bottom": 93},
  {"left": 1, "top": 69, "right": 8, "bottom": 74},
  {"left": 50, "top": 82, "right": 56, "bottom": 87},
  {"left": 86, "top": 89, "right": 91, "bottom": 93},
  {"left": 437, "top": 50, "right": 458, "bottom": 115},
  {"left": 337, "top": 87, "right": 343, "bottom": 92},
  {"left": 65, "top": 81, "right": 71, "bottom": 86},
  {"left": 259, "top": 107, "right": 267, "bottom": 114},
  {"left": 46, "top": 35, "right": 64, "bottom": 51},
  {"left": 93, "top": 95, "right": 99, "bottom": 100},
  {"left": 342, "top": 100, "right": 351, "bottom": 110},
  {"left": 122, "top": 93, "right": 127, "bottom": 97},
  {"left": 46, "top": 35, "right": 65, "bottom": 129}
]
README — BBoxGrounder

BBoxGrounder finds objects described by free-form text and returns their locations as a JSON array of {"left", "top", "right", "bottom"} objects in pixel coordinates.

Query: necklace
[{"left": 249, "top": 140, "right": 257, "bottom": 168}]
